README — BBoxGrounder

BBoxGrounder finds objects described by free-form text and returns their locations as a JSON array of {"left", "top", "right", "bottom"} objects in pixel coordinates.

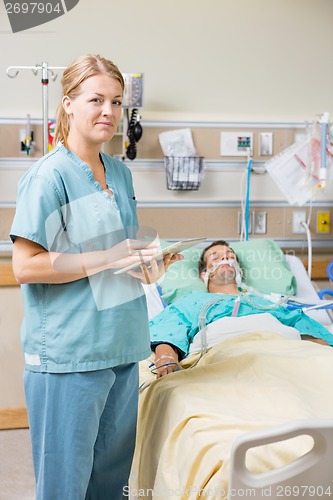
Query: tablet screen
[{"left": 113, "top": 237, "right": 206, "bottom": 275}]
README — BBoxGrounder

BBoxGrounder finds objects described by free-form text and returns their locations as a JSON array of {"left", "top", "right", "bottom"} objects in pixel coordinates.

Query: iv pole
[{"left": 6, "top": 62, "right": 65, "bottom": 155}]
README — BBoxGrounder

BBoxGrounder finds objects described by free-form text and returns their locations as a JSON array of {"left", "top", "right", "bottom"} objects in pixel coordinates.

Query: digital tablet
[{"left": 113, "top": 237, "right": 206, "bottom": 275}]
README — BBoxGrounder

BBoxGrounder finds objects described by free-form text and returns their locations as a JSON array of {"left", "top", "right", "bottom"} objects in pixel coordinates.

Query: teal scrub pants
[{"left": 24, "top": 363, "right": 139, "bottom": 500}]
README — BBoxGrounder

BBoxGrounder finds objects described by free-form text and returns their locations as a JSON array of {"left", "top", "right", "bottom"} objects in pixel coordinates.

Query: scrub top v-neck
[{"left": 10, "top": 144, "right": 151, "bottom": 373}]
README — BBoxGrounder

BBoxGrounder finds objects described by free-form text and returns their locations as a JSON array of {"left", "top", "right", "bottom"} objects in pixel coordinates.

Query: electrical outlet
[
  {"left": 259, "top": 132, "right": 273, "bottom": 156},
  {"left": 253, "top": 211, "right": 267, "bottom": 234},
  {"left": 292, "top": 211, "right": 307, "bottom": 234},
  {"left": 316, "top": 211, "right": 330, "bottom": 233}
]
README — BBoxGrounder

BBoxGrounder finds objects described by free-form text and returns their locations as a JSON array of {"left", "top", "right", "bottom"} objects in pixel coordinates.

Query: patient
[{"left": 150, "top": 240, "right": 333, "bottom": 377}]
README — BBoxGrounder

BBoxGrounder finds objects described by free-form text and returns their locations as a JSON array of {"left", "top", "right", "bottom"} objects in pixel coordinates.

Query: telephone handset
[
  {"left": 121, "top": 73, "right": 144, "bottom": 160},
  {"left": 126, "top": 109, "right": 142, "bottom": 160}
]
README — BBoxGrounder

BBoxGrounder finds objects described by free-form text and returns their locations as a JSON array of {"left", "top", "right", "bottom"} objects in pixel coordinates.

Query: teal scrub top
[
  {"left": 10, "top": 144, "right": 151, "bottom": 373},
  {"left": 150, "top": 291, "right": 333, "bottom": 357}
]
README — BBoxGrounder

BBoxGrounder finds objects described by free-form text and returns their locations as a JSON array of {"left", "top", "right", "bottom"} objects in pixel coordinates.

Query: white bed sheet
[
  {"left": 286, "top": 254, "right": 332, "bottom": 327},
  {"left": 142, "top": 283, "right": 165, "bottom": 319},
  {"left": 188, "top": 313, "right": 301, "bottom": 354}
]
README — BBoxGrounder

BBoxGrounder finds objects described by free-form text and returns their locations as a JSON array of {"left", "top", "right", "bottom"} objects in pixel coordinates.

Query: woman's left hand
[{"left": 127, "top": 252, "right": 184, "bottom": 284}]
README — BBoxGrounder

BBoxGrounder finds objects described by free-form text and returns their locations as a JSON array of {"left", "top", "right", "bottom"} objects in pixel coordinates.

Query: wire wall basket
[{"left": 164, "top": 156, "right": 204, "bottom": 190}]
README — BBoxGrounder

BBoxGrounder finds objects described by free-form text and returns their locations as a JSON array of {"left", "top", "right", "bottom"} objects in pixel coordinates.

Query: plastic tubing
[
  {"left": 232, "top": 259, "right": 291, "bottom": 310},
  {"left": 319, "top": 112, "right": 329, "bottom": 186},
  {"left": 240, "top": 291, "right": 291, "bottom": 310},
  {"left": 302, "top": 301, "right": 333, "bottom": 312},
  {"left": 301, "top": 220, "right": 312, "bottom": 280},
  {"left": 194, "top": 297, "right": 223, "bottom": 366},
  {"left": 244, "top": 157, "right": 252, "bottom": 240},
  {"left": 195, "top": 259, "right": 294, "bottom": 366}
]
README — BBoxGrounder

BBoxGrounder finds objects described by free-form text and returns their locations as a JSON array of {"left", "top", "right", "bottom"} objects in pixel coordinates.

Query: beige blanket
[{"left": 130, "top": 329, "right": 333, "bottom": 499}]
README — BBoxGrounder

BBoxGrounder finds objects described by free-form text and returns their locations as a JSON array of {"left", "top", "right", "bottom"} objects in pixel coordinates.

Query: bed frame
[
  {"left": 136, "top": 254, "right": 333, "bottom": 499},
  {"left": 228, "top": 419, "right": 333, "bottom": 500}
]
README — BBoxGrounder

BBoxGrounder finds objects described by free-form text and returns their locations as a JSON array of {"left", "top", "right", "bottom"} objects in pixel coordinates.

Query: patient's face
[
  {"left": 204, "top": 245, "right": 237, "bottom": 270},
  {"left": 203, "top": 244, "right": 238, "bottom": 287}
]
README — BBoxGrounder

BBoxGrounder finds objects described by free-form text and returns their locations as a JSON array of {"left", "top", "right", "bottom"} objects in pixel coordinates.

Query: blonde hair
[{"left": 53, "top": 54, "right": 124, "bottom": 148}]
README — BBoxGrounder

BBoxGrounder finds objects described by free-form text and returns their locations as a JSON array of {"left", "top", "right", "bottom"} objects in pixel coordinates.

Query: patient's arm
[
  {"left": 301, "top": 335, "right": 330, "bottom": 346},
  {"left": 154, "top": 344, "right": 180, "bottom": 378}
]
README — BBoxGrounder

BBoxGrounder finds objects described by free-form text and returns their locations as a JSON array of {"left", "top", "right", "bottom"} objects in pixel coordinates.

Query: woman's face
[{"left": 63, "top": 73, "right": 123, "bottom": 147}]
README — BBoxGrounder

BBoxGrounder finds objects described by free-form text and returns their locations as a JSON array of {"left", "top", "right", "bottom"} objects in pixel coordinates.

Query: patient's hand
[
  {"left": 301, "top": 335, "right": 330, "bottom": 346},
  {"left": 154, "top": 344, "right": 180, "bottom": 378}
]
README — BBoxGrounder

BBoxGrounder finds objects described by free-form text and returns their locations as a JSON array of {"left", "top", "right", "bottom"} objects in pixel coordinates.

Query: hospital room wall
[
  {"left": 1, "top": 0, "right": 333, "bottom": 423},
  {"left": 1, "top": 122, "right": 333, "bottom": 247},
  {"left": 0, "top": 0, "right": 333, "bottom": 121}
]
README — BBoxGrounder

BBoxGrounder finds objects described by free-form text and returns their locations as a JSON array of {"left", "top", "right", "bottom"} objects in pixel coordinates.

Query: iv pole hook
[
  {"left": 6, "top": 67, "right": 20, "bottom": 78},
  {"left": 5, "top": 62, "right": 65, "bottom": 155}
]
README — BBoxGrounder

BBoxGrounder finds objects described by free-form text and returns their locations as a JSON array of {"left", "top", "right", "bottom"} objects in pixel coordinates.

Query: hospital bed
[{"left": 130, "top": 239, "right": 333, "bottom": 500}]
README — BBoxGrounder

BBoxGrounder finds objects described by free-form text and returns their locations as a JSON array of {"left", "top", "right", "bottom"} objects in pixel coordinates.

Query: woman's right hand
[
  {"left": 106, "top": 238, "right": 160, "bottom": 270},
  {"left": 12, "top": 237, "right": 160, "bottom": 285}
]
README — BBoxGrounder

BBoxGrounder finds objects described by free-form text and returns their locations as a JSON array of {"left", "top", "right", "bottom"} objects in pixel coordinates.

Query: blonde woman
[{"left": 10, "top": 54, "right": 179, "bottom": 499}]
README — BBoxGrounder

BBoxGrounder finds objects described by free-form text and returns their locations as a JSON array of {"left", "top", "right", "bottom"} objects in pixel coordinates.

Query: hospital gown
[{"left": 150, "top": 291, "right": 333, "bottom": 357}]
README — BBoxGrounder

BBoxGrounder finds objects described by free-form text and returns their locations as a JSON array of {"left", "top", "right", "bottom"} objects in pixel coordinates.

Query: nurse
[{"left": 10, "top": 54, "right": 179, "bottom": 499}]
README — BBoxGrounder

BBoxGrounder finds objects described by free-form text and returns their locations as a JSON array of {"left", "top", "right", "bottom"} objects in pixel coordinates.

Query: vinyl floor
[{"left": 0, "top": 429, "right": 35, "bottom": 500}]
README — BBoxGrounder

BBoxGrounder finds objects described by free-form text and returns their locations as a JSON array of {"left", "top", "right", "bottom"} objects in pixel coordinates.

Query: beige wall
[{"left": 1, "top": 0, "right": 333, "bottom": 122}]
